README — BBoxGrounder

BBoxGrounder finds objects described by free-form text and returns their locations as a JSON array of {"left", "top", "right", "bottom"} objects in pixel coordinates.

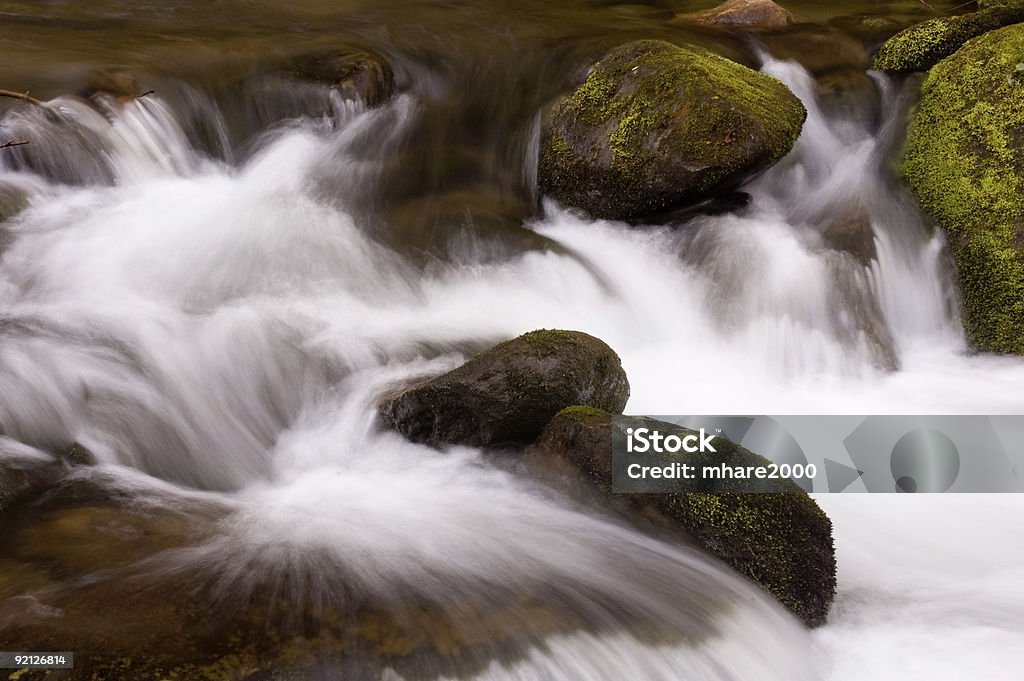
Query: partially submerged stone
[
  {"left": 533, "top": 408, "right": 837, "bottom": 627},
  {"left": 288, "top": 49, "right": 395, "bottom": 106},
  {"left": 379, "top": 330, "right": 629, "bottom": 447}
]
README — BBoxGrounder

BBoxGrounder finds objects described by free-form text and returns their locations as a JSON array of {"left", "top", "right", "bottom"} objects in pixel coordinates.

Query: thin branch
[
  {"left": 135, "top": 89, "right": 156, "bottom": 99},
  {"left": 0, "top": 89, "right": 45, "bottom": 107},
  {"left": 0, "top": 140, "right": 29, "bottom": 149}
]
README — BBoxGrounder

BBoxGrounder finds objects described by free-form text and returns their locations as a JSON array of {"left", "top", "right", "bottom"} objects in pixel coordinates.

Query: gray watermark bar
[
  {"left": 0, "top": 652, "right": 74, "bottom": 668},
  {"left": 611, "top": 415, "right": 1024, "bottom": 493}
]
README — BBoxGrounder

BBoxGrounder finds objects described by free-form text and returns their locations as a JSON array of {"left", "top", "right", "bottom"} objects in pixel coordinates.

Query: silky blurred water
[{"left": 1, "top": 8, "right": 1022, "bottom": 679}]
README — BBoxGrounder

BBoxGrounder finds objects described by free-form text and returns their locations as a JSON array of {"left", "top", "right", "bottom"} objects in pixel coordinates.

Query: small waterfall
[{"left": 0, "top": 44, "right": 1023, "bottom": 681}]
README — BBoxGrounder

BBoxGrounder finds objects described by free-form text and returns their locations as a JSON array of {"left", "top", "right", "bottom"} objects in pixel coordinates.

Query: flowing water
[{"left": 1, "top": 1, "right": 1023, "bottom": 679}]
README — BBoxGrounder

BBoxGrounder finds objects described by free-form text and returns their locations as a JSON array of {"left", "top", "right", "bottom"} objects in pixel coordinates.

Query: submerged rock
[
  {"left": 675, "top": 0, "right": 795, "bottom": 28},
  {"left": 533, "top": 408, "right": 836, "bottom": 627},
  {"left": 538, "top": 40, "right": 805, "bottom": 221},
  {"left": 872, "top": 4, "right": 1024, "bottom": 73},
  {"left": 0, "top": 450, "right": 61, "bottom": 515},
  {"left": 288, "top": 49, "right": 395, "bottom": 106},
  {"left": 379, "top": 330, "right": 629, "bottom": 447},
  {"left": 903, "top": 24, "right": 1024, "bottom": 354}
]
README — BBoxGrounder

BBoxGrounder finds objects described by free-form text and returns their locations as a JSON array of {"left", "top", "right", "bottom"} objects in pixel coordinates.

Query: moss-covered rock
[
  {"left": 379, "top": 330, "right": 629, "bottom": 448},
  {"left": 872, "top": 5, "right": 1024, "bottom": 73},
  {"left": 534, "top": 408, "right": 836, "bottom": 627},
  {"left": 674, "top": 0, "right": 795, "bottom": 29},
  {"left": 903, "top": 24, "right": 1024, "bottom": 353},
  {"left": 538, "top": 40, "right": 806, "bottom": 221},
  {"left": 980, "top": 0, "right": 1024, "bottom": 8}
]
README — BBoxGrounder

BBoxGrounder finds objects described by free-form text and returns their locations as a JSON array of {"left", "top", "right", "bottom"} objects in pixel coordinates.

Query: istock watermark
[
  {"left": 625, "top": 427, "right": 717, "bottom": 454},
  {"left": 611, "top": 415, "right": 1024, "bottom": 494}
]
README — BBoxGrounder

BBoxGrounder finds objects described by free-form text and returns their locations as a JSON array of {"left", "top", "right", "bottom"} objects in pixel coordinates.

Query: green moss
[
  {"left": 540, "top": 40, "right": 805, "bottom": 220},
  {"left": 535, "top": 414, "right": 836, "bottom": 626},
  {"left": 903, "top": 24, "right": 1024, "bottom": 353},
  {"left": 660, "top": 491, "right": 834, "bottom": 626},
  {"left": 873, "top": 6, "right": 1024, "bottom": 73},
  {"left": 554, "top": 406, "right": 610, "bottom": 422}
]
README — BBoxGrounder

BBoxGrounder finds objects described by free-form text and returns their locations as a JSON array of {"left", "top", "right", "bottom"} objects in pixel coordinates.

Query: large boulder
[
  {"left": 903, "top": 24, "right": 1024, "bottom": 353},
  {"left": 538, "top": 40, "right": 806, "bottom": 221},
  {"left": 533, "top": 407, "right": 836, "bottom": 627},
  {"left": 675, "top": 0, "right": 795, "bottom": 29},
  {"left": 379, "top": 330, "right": 629, "bottom": 447},
  {"left": 872, "top": 5, "right": 1024, "bottom": 73}
]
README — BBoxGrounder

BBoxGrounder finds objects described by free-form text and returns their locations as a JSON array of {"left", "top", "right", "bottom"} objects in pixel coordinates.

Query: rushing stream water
[{"left": 1, "top": 1, "right": 1023, "bottom": 679}]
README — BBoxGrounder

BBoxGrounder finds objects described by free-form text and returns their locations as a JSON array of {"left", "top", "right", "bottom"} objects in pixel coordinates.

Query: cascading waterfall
[{"left": 1, "top": 45, "right": 1022, "bottom": 681}]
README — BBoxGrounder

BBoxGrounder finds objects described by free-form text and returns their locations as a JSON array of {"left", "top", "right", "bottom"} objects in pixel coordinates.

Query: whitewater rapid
[{"left": 0, "top": 55, "right": 1022, "bottom": 680}]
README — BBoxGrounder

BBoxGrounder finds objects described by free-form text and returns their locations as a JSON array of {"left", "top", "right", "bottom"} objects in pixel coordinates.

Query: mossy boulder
[
  {"left": 534, "top": 408, "right": 836, "bottom": 627},
  {"left": 675, "top": 0, "right": 795, "bottom": 28},
  {"left": 872, "top": 5, "right": 1024, "bottom": 73},
  {"left": 538, "top": 40, "right": 806, "bottom": 221},
  {"left": 379, "top": 330, "right": 629, "bottom": 448},
  {"left": 903, "top": 24, "right": 1024, "bottom": 353}
]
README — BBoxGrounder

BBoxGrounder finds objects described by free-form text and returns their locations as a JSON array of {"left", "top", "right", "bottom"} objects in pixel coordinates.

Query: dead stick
[
  {"left": 0, "top": 89, "right": 45, "bottom": 107},
  {"left": 0, "top": 140, "right": 29, "bottom": 149}
]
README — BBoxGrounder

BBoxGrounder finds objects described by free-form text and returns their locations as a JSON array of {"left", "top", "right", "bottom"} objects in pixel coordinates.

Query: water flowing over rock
[
  {"left": 538, "top": 40, "right": 806, "bottom": 221},
  {"left": 532, "top": 408, "right": 837, "bottom": 627},
  {"left": 379, "top": 330, "right": 629, "bottom": 447},
  {"left": 903, "top": 24, "right": 1024, "bottom": 354},
  {"left": 287, "top": 49, "right": 395, "bottom": 106}
]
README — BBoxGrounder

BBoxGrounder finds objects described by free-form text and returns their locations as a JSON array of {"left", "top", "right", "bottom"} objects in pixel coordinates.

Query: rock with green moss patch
[
  {"left": 538, "top": 40, "right": 806, "bottom": 221},
  {"left": 903, "top": 24, "right": 1024, "bottom": 353},
  {"left": 872, "top": 5, "right": 1024, "bottom": 73},
  {"left": 379, "top": 330, "right": 629, "bottom": 447},
  {"left": 534, "top": 408, "right": 836, "bottom": 627}
]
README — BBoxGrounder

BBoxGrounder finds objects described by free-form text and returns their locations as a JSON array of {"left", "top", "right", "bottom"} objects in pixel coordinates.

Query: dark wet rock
[
  {"left": 82, "top": 69, "right": 148, "bottom": 99},
  {"left": 379, "top": 330, "right": 629, "bottom": 448},
  {"left": 0, "top": 494, "right": 596, "bottom": 681},
  {"left": 815, "top": 68, "right": 882, "bottom": 132},
  {"left": 761, "top": 26, "right": 870, "bottom": 75},
  {"left": 828, "top": 14, "right": 917, "bottom": 47},
  {"left": 63, "top": 441, "right": 97, "bottom": 466},
  {"left": 288, "top": 49, "right": 395, "bottom": 106},
  {"left": 381, "top": 188, "right": 564, "bottom": 263},
  {"left": 903, "top": 23, "right": 1024, "bottom": 354},
  {"left": 0, "top": 447, "right": 63, "bottom": 515},
  {"left": 873, "top": 5, "right": 1024, "bottom": 73},
  {"left": 675, "top": 0, "right": 795, "bottom": 29},
  {"left": 0, "top": 182, "right": 30, "bottom": 226},
  {"left": 538, "top": 40, "right": 805, "bottom": 221},
  {"left": 532, "top": 408, "right": 836, "bottom": 627},
  {"left": 821, "top": 203, "right": 877, "bottom": 262}
]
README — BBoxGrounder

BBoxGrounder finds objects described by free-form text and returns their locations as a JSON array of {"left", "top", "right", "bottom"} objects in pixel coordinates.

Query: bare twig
[
  {"left": 0, "top": 89, "right": 45, "bottom": 107},
  {"left": 135, "top": 89, "right": 156, "bottom": 99},
  {"left": 0, "top": 140, "right": 29, "bottom": 149}
]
